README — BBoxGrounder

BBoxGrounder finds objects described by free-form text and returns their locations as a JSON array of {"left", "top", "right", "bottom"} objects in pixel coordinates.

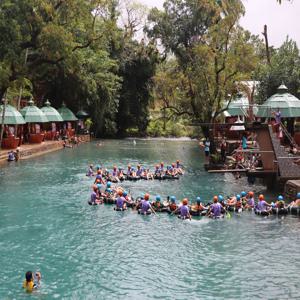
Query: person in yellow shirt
[{"left": 22, "top": 271, "right": 41, "bottom": 292}]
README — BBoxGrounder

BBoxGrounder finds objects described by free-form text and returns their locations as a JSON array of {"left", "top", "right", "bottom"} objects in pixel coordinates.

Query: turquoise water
[{"left": 0, "top": 139, "right": 299, "bottom": 299}]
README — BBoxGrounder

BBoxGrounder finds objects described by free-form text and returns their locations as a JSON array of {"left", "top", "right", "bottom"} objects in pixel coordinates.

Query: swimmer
[
  {"left": 94, "top": 170, "right": 105, "bottom": 184},
  {"left": 235, "top": 195, "right": 242, "bottom": 212},
  {"left": 23, "top": 271, "right": 41, "bottom": 292},
  {"left": 240, "top": 191, "right": 247, "bottom": 206},
  {"left": 208, "top": 196, "right": 223, "bottom": 218},
  {"left": 289, "top": 193, "right": 300, "bottom": 207},
  {"left": 256, "top": 194, "right": 272, "bottom": 213},
  {"left": 139, "top": 193, "right": 155, "bottom": 215},
  {"left": 168, "top": 196, "right": 178, "bottom": 212},
  {"left": 89, "top": 185, "right": 100, "bottom": 205},
  {"left": 86, "top": 164, "right": 94, "bottom": 177},
  {"left": 244, "top": 191, "right": 255, "bottom": 209},
  {"left": 276, "top": 195, "right": 285, "bottom": 209},
  {"left": 152, "top": 195, "right": 162, "bottom": 211},
  {"left": 191, "top": 197, "right": 206, "bottom": 212},
  {"left": 136, "top": 165, "right": 143, "bottom": 177},
  {"left": 173, "top": 198, "right": 191, "bottom": 220},
  {"left": 115, "top": 190, "right": 127, "bottom": 211}
]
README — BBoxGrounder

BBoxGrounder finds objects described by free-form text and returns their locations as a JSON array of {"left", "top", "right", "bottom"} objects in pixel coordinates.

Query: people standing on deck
[
  {"left": 273, "top": 108, "right": 281, "bottom": 132},
  {"left": 242, "top": 133, "right": 248, "bottom": 150},
  {"left": 204, "top": 138, "right": 210, "bottom": 160},
  {"left": 220, "top": 138, "right": 227, "bottom": 162}
]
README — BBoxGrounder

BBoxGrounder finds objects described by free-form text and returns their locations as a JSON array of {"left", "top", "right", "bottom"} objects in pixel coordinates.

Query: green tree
[
  {"left": 147, "top": 0, "right": 259, "bottom": 137},
  {"left": 256, "top": 38, "right": 300, "bottom": 103}
]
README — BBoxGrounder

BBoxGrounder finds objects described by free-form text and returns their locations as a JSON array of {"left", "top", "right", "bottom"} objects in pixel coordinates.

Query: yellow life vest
[{"left": 23, "top": 280, "right": 34, "bottom": 292}]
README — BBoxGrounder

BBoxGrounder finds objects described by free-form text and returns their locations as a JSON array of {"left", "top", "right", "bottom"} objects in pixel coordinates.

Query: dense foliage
[{"left": 0, "top": 0, "right": 299, "bottom": 138}]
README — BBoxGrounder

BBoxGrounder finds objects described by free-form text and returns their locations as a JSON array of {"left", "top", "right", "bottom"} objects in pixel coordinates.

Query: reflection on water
[{"left": 0, "top": 140, "right": 299, "bottom": 299}]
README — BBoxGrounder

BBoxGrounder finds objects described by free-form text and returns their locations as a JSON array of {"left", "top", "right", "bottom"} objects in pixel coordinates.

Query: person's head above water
[
  {"left": 196, "top": 196, "right": 201, "bottom": 204},
  {"left": 144, "top": 193, "right": 150, "bottom": 200},
  {"left": 182, "top": 198, "right": 188, "bottom": 205},
  {"left": 25, "top": 271, "right": 33, "bottom": 282},
  {"left": 213, "top": 196, "right": 218, "bottom": 203},
  {"left": 107, "top": 182, "right": 112, "bottom": 188},
  {"left": 156, "top": 195, "right": 161, "bottom": 202},
  {"left": 259, "top": 194, "right": 264, "bottom": 201},
  {"left": 277, "top": 195, "right": 283, "bottom": 201},
  {"left": 170, "top": 196, "right": 176, "bottom": 202}
]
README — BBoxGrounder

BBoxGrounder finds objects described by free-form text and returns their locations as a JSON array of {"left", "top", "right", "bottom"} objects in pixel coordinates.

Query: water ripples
[{"left": 0, "top": 140, "right": 300, "bottom": 299}]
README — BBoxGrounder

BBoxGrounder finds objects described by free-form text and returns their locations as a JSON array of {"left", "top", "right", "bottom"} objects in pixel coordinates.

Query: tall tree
[{"left": 146, "top": 0, "right": 259, "bottom": 136}]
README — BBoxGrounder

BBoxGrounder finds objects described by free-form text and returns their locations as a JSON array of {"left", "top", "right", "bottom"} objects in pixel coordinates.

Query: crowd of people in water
[
  {"left": 86, "top": 161, "right": 185, "bottom": 182},
  {"left": 88, "top": 178, "right": 300, "bottom": 219}
]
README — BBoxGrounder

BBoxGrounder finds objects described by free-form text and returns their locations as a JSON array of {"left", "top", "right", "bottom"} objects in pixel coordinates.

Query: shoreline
[
  {"left": 0, "top": 141, "right": 64, "bottom": 165},
  {"left": 0, "top": 134, "right": 91, "bottom": 165}
]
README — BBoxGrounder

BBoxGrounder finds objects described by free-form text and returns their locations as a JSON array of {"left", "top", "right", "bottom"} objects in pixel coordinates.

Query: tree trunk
[{"left": 262, "top": 25, "right": 271, "bottom": 65}]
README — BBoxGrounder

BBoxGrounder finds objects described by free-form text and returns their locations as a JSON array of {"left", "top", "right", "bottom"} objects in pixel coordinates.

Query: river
[{"left": 0, "top": 139, "right": 299, "bottom": 299}]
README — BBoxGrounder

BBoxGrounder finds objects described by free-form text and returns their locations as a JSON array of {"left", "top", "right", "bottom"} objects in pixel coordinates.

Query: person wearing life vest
[
  {"left": 152, "top": 195, "right": 162, "bottom": 211},
  {"left": 276, "top": 195, "right": 285, "bottom": 209},
  {"left": 179, "top": 198, "right": 191, "bottom": 220},
  {"left": 256, "top": 194, "right": 271, "bottom": 212},
  {"left": 159, "top": 162, "right": 164, "bottom": 173},
  {"left": 89, "top": 185, "right": 100, "bottom": 205},
  {"left": 105, "top": 182, "right": 114, "bottom": 195},
  {"left": 240, "top": 191, "right": 247, "bottom": 207},
  {"left": 192, "top": 197, "right": 205, "bottom": 212},
  {"left": 115, "top": 190, "right": 127, "bottom": 211},
  {"left": 235, "top": 195, "right": 242, "bottom": 211},
  {"left": 139, "top": 193, "right": 154, "bottom": 215},
  {"left": 218, "top": 195, "right": 226, "bottom": 207},
  {"left": 23, "top": 271, "right": 41, "bottom": 292},
  {"left": 94, "top": 170, "right": 105, "bottom": 184},
  {"left": 112, "top": 166, "right": 118, "bottom": 177},
  {"left": 289, "top": 193, "right": 300, "bottom": 207},
  {"left": 175, "top": 160, "right": 184, "bottom": 175},
  {"left": 154, "top": 165, "right": 161, "bottom": 176},
  {"left": 227, "top": 195, "right": 236, "bottom": 208},
  {"left": 126, "top": 165, "right": 132, "bottom": 176},
  {"left": 208, "top": 196, "right": 223, "bottom": 218},
  {"left": 86, "top": 164, "right": 94, "bottom": 177},
  {"left": 136, "top": 165, "right": 143, "bottom": 177},
  {"left": 245, "top": 191, "right": 255, "bottom": 209},
  {"left": 169, "top": 196, "right": 177, "bottom": 212}
]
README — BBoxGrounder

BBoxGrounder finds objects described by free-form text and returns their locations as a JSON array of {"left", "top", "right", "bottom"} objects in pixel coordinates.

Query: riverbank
[{"left": 0, "top": 141, "right": 64, "bottom": 164}]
